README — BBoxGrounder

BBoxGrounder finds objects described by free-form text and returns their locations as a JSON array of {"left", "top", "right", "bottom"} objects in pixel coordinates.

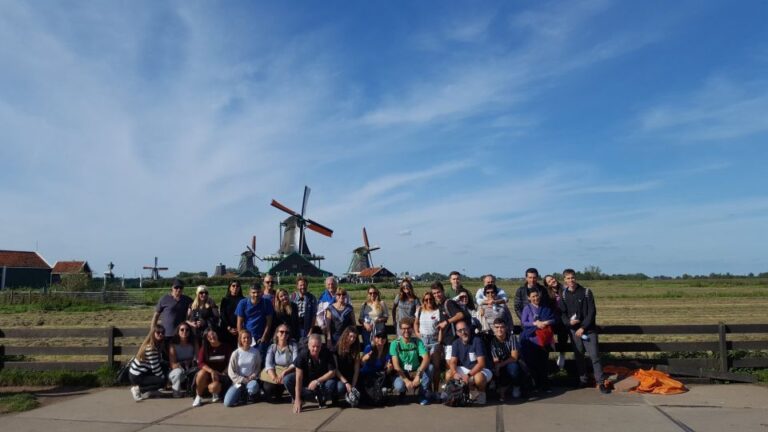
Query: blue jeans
[
  {"left": 223, "top": 380, "right": 259, "bottom": 407},
  {"left": 284, "top": 373, "right": 339, "bottom": 403},
  {"left": 499, "top": 361, "right": 522, "bottom": 386},
  {"left": 392, "top": 365, "right": 432, "bottom": 400}
]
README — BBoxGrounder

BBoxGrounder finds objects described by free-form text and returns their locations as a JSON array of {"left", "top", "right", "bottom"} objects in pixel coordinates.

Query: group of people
[{"left": 128, "top": 268, "right": 609, "bottom": 412}]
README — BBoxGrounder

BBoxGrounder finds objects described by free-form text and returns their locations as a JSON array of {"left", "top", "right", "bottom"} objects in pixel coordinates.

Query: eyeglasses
[
  {"left": 154, "top": 330, "right": 165, "bottom": 335},
  {"left": 455, "top": 328, "right": 469, "bottom": 334},
  {"left": 199, "top": 292, "right": 208, "bottom": 295},
  {"left": 336, "top": 293, "right": 345, "bottom": 297},
  {"left": 179, "top": 328, "right": 189, "bottom": 333},
  {"left": 400, "top": 327, "right": 412, "bottom": 332},
  {"left": 265, "top": 281, "right": 274, "bottom": 284},
  {"left": 484, "top": 291, "right": 495, "bottom": 295}
]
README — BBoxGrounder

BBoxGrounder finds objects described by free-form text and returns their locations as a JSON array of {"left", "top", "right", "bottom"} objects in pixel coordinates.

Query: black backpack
[
  {"left": 443, "top": 378, "right": 469, "bottom": 407},
  {"left": 361, "top": 371, "right": 387, "bottom": 406}
]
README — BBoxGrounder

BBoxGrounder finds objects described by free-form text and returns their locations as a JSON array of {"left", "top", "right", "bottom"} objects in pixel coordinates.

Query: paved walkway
[{"left": 4, "top": 384, "right": 768, "bottom": 432}]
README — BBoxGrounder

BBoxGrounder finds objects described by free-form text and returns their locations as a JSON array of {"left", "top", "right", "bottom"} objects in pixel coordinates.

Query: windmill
[
  {"left": 143, "top": 257, "right": 168, "bottom": 280},
  {"left": 347, "top": 227, "right": 380, "bottom": 274},
  {"left": 263, "top": 186, "right": 335, "bottom": 277},
  {"left": 238, "top": 235, "right": 261, "bottom": 277}
]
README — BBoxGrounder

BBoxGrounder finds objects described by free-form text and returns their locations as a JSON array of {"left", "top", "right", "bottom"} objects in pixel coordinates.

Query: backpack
[
  {"left": 443, "top": 378, "right": 469, "bottom": 407},
  {"left": 361, "top": 371, "right": 387, "bottom": 406}
]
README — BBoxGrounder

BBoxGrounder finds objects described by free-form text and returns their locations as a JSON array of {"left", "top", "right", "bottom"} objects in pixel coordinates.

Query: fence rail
[{"left": 1, "top": 323, "right": 766, "bottom": 379}]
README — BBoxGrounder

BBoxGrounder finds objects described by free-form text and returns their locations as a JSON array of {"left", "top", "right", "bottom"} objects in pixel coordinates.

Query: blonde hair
[
  {"left": 191, "top": 285, "right": 215, "bottom": 310},
  {"left": 274, "top": 288, "right": 293, "bottom": 316},
  {"left": 136, "top": 326, "right": 164, "bottom": 362}
]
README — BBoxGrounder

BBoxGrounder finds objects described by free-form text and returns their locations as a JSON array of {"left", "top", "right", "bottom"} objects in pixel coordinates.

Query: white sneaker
[
  {"left": 557, "top": 353, "right": 566, "bottom": 370},
  {"left": 211, "top": 393, "right": 220, "bottom": 403},
  {"left": 140, "top": 392, "right": 151, "bottom": 400},
  {"left": 192, "top": 395, "right": 203, "bottom": 407},
  {"left": 474, "top": 392, "right": 486, "bottom": 405},
  {"left": 130, "top": 386, "right": 142, "bottom": 402},
  {"left": 512, "top": 386, "right": 521, "bottom": 398}
]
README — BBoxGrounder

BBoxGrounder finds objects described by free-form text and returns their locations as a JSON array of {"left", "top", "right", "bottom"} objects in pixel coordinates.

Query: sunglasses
[
  {"left": 368, "top": 292, "right": 378, "bottom": 295},
  {"left": 154, "top": 330, "right": 165, "bottom": 335},
  {"left": 484, "top": 291, "right": 495, "bottom": 295},
  {"left": 336, "top": 293, "right": 345, "bottom": 297},
  {"left": 179, "top": 328, "right": 189, "bottom": 333},
  {"left": 277, "top": 330, "right": 288, "bottom": 334},
  {"left": 265, "top": 281, "right": 274, "bottom": 284},
  {"left": 199, "top": 292, "right": 208, "bottom": 295},
  {"left": 172, "top": 287, "right": 182, "bottom": 290},
  {"left": 456, "top": 328, "right": 469, "bottom": 334}
]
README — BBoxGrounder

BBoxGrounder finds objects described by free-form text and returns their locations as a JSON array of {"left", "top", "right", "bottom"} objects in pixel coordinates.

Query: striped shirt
[{"left": 129, "top": 346, "right": 164, "bottom": 377}]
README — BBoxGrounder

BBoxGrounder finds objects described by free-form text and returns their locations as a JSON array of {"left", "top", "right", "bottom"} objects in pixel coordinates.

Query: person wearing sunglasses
[
  {"left": 446, "top": 320, "right": 492, "bottom": 405},
  {"left": 151, "top": 278, "right": 192, "bottom": 337},
  {"left": 414, "top": 292, "right": 441, "bottom": 355},
  {"left": 219, "top": 281, "right": 244, "bottom": 347},
  {"left": 262, "top": 274, "right": 276, "bottom": 301},
  {"left": 359, "top": 286, "right": 388, "bottom": 349},
  {"left": 477, "top": 285, "right": 514, "bottom": 332},
  {"left": 188, "top": 285, "right": 220, "bottom": 342},
  {"left": 261, "top": 323, "right": 298, "bottom": 401},
  {"left": 128, "top": 326, "right": 168, "bottom": 401},
  {"left": 325, "top": 287, "right": 355, "bottom": 349},
  {"left": 168, "top": 323, "right": 198, "bottom": 398}
]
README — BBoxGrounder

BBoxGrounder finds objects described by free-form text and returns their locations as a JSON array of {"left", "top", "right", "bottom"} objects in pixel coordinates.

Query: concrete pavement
[{"left": 4, "top": 384, "right": 767, "bottom": 432}]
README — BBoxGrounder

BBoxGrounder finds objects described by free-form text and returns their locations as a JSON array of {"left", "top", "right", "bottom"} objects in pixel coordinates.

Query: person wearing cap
[
  {"left": 390, "top": 317, "right": 432, "bottom": 405},
  {"left": 236, "top": 282, "right": 275, "bottom": 359},
  {"left": 151, "top": 279, "right": 193, "bottom": 336}
]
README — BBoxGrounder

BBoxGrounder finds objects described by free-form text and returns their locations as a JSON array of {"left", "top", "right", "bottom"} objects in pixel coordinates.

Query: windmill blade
[
  {"left": 306, "top": 219, "right": 333, "bottom": 237},
  {"left": 368, "top": 246, "right": 381, "bottom": 252},
  {"left": 157, "top": 267, "right": 169, "bottom": 271},
  {"left": 270, "top": 199, "right": 300, "bottom": 217},
  {"left": 363, "top": 227, "right": 370, "bottom": 249},
  {"left": 142, "top": 266, "right": 154, "bottom": 270},
  {"left": 251, "top": 235, "right": 256, "bottom": 252},
  {"left": 301, "top": 186, "right": 311, "bottom": 217}
]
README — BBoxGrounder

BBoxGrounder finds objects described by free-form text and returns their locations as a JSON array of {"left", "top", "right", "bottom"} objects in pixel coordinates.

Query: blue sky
[{"left": 1, "top": 1, "right": 767, "bottom": 278}]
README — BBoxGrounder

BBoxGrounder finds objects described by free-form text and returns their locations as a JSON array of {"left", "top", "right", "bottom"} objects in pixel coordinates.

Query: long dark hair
[{"left": 337, "top": 326, "right": 361, "bottom": 358}]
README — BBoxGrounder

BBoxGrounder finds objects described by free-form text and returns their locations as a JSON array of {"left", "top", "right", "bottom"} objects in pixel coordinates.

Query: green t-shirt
[{"left": 389, "top": 337, "right": 427, "bottom": 371}]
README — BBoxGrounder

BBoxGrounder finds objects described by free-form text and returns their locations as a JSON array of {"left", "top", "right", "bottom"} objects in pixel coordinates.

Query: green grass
[
  {"left": 0, "top": 365, "right": 117, "bottom": 388},
  {"left": 0, "top": 393, "right": 39, "bottom": 413}
]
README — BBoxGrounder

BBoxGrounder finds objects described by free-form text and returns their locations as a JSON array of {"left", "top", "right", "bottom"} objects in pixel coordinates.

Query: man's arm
[
  {"left": 150, "top": 311, "right": 160, "bottom": 329},
  {"left": 237, "top": 316, "right": 244, "bottom": 333},
  {"left": 293, "top": 368, "right": 304, "bottom": 413}
]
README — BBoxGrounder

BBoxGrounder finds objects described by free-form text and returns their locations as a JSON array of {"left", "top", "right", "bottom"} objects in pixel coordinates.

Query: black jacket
[
  {"left": 513, "top": 283, "right": 550, "bottom": 319},
  {"left": 557, "top": 284, "right": 597, "bottom": 332}
]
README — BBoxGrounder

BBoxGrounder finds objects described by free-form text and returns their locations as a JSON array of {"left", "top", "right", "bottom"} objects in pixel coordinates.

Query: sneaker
[
  {"left": 130, "top": 386, "right": 142, "bottom": 402},
  {"left": 474, "top": 392, "right": 486, "bottom": 405},
  {"left": 599, "top": 382, "right": 611, "bottom": 394},
  {"left": 315, "top": 394, "right": 326, "bottom": 408},
  {"left": 192, "top": 395, "right": 203, "bottom": 407},
  {"left": 211, "top": 393, "right": 220, "bottom": 403},
  {"left": 419, "top": 398, "right": 430, "bottom": 406},
  {"left": 140, "top": 391, "right": 152, "bottom": 400},
  {"left": 557, "top": 353, "right": 566, "bottom": 370},
  {"left": 512, "top": 386, "right": 521, "bottom": 398}
]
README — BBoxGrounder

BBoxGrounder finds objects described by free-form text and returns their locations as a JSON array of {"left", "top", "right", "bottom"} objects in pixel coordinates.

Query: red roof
[
  {"left": 359, "top": 267, "right": 392, "bottom": 278},
  {"left": 0, "top": 250, "right": 51, "bottom": 269},
  {"left": 52, "top": 261, "right": 89, "bottom": 274}
]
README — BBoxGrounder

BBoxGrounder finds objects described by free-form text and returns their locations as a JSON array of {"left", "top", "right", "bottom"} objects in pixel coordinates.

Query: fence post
[
  {"left": 106, "top": 326, "right": 115, "bottom": 368},
  {"left": 717, "top": 322, "right": 728, "bottom": 372}
]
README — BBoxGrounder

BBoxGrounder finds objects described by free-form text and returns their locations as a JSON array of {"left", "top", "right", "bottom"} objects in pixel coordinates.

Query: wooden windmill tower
[
  {"left": 263, "top": 186, "right": 334, "bottom": 277},
  {"left": 238, "top": 235, "right": 261, "bottom": 277},
  {"left": 143, "top": 257, "right": 168, "bottom": 280},
  {"left": 347, "top": 227, "right": 380, "bottom": 275}
]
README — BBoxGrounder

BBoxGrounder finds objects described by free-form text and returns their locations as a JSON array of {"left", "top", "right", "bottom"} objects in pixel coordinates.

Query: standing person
[
  {"left": 489, "top": 318, "right": 522, "bottom": 400},
  {"left": 325, "top": 287, "right": 355, "bottom": 349},
  {"left": 448, "top": 271, "right": 463, "bottom": 296},
  {"left": 392, "top": 279, "right": 421, "bottom": 337},
  {"left": 475, "top": 274, "right": 509, "bottom": 305},
  {"left": 128, "top": 326, "right": 167, "bottom": 401},
  {"left": 477, "top": 285, "right": 514, "bottom": 331},
  {"left": 513, "top": 268, "right": 550, "bottom": 321},
  {"left": 431, "top": 281, "right": 469, "bottom": 394},
  {"left": 219, "top": 281, "right": 244, "bottom": 347},
  {"left": 447, "top": 320, "right": 492, "bottom": 405},
  {"left": 317, "top": 277, "right": 347, "bottom": 330},
  {"left": 187, "top": 285, "right": 220, "bottom": 342},
  {"left": 390, "top": 318, "right": 432, "bottom": 406},
  {"left": 192, "top": 329, "right": 233, "bottom": 407},
  {"left": 273, "top": 288, "right": 300, "bottom": 340},
  {"left": 261, "top": 324, "right": 298, "bottom": 402},
  {"left": 520, "top": 290, "right": 555, "bottom": 392},
  {"left": 333, "top": 326, "right": 362, "bottom": 407},
  {"left": 290, "top": 276, "right": 317, "bottom": 339},
  {"left": 262, "top": 274, "right": 276, "bottom": 301},
  {"left": 286, "top": 334, "right": 338, "bottom": 414},
  {"left": 359, "top": 286, "right": 388, "bottom": 348},
  {"left": 223, "top": 330, "right": 262, "bottom": 407},
  {"left": 414, "top": 291, "right": 441, "bottom": 355},
  {"left": 544, "top": 274, "right": 568, "bottom": 370},
  {"left": 236, "top": 282, "right": 274, "bottom": 359},
  {"left": 168, "top": 323, "right": 198, "bottom": 398},
  {"left": 558, "top": 269, "right": 610, "bottom": 394},
  {"left": 151, "top": 279, "right": 193, "bottom": 337}
]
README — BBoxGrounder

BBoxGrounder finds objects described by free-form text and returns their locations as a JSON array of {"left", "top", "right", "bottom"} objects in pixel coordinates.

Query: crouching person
[
  {"left": 391, "top": 317, "right": 433, "bottom": 405},
  {"left": 489, "top": 318, "right": 522, "bottom": 400},
  {"left": 224, "top": 330, "right": 262, "bottom": 407},
  {"left": 129, "top": 326, "right": 168, "bottom": 401},
  {"left": 287, "top": 334, "right": 338, "bottom": 413},
  {"left": 193, "top": 328, "right": 233, "bottom": 407},
  {"left": 447, "top": 320, "right": 492, "bottom": 405}
]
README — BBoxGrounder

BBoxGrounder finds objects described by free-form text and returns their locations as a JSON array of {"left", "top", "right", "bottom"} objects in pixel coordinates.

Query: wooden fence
[{"left": 1, "top": 323, "right": 766, "bottom": 381}]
